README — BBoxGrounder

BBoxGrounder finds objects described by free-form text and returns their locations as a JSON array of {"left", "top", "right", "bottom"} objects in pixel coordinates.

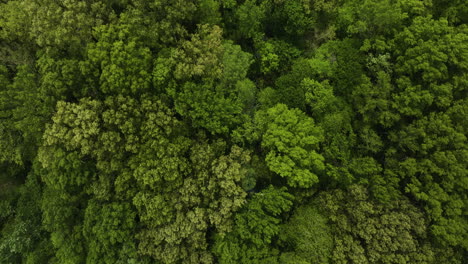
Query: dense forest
[{"left": 0, "top": 0, "right": 467, "bottom": 263}]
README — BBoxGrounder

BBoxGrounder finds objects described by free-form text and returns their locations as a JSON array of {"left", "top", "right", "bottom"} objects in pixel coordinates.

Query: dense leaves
[{"left": 1, "top": 0, "right": 467, "bottom": 263}]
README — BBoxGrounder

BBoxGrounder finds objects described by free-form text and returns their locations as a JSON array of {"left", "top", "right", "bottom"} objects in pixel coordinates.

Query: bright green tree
[{"left": 255, "top": 104, "right": 325, "bottom": 188}]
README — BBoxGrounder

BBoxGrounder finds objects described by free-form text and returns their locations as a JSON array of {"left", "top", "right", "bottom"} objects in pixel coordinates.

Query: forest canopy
[{"left": 0, "top": 0, "right": 467, "bottom": 263}]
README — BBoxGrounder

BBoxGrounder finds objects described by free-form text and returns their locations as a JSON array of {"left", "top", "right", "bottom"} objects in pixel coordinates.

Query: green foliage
[
  {"left": 319, "top": 185, "right": 436, "bottom": 264},
  {"left": 213, "top": 186, "right": 294, "bottom": 264},
  {"left": 171, "top": 24, "right": 224, "bottom": 80},
  {"left": 256, "top": 104, "right": 324, "bottom": 188},
  {"left": 27, "top": 0, "right": 107, "bottom": 55},
  {"left": 279, "top": 204, "right": 333, "bottom": 264},
  {"left": 37, "top": 94, "right": 253, "bottom": 263},
  {"left": 165, "top": 25, "right": 254, "bottom": 134},
  {"left": 0, "top": 168, "right": 53, "bottom": 264},
  {"left": 83, "top": 200, "right": 138, "bottom": 264},
  {"left": 1, "top": 1, "right": 468, "bottom": 263},
  {"left": 196, "top": 0, "right": 221, "bottom": 25},
  {"left": 274, "top": 58, "right": 314, "bottom": 110},
  {"left": 337, "top": 0, "right": 407, "bottom": 37},
  {"left": 134, "top": 143, "right": 251, "bottom": 264},
  {"left": 81, "top": 16, "right": 152, "bottom": 96},
  {"left": 432, "top": 0, "right": 468, "bottom": 24},
  {"left": 385, "top": 16, "right": 468, "bottom": 251},
  {"left": 0, "top": 65, "right": 49, "bottom": 166},
  {"left": 235, "top": 0, "right": 265, "bottom": 39}
]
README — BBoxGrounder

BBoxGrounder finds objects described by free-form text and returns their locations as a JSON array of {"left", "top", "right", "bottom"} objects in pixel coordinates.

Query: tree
[
  {"left": 163, "top": 24, "right": 254, "bottom": 134},
  {"left": 255, "top": 104, "right": 324, "bottom": 188},
  {"left": 80, "top": 12, "right": 153, "bottom": 96},
  {"left": 279, "top": 203, "right": 333, "bottom": 264},
  {"left": 385, "top": 16, "right": 468, "bottom": 253},
  {"left": 39, "top": 95, "right": 252, "bottom": 264},
  {"left": 134, "top": 141, "right": 251, "bottom": 264},
  {"left": 83, "top": 200, "right": 138, "bottom": 264},
  {"left": 1, "top": 1, "right": 468, "bottom": 262},
  {"left": 213, "top": 186, "right": 294, "bottom": 264},
  {"left": 319, "top": 185, "right": 436, "bottom": 264}
]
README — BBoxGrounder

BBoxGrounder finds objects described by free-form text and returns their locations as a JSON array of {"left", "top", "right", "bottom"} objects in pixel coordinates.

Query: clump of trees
[{"left": 0, "top": 0, "right": 467, "bottom": 263}]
